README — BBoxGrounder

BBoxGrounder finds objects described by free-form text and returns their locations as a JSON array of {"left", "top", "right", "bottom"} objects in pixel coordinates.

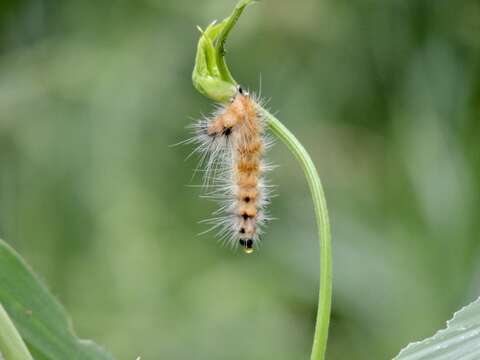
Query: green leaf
[
  {"left": 0, "top": 239, "right": 115, "bottom": 360},
  {"left": 393, "top": 297, "right": 480, "bottom": 360},
  {"left": 0, "top": 303, "right": 33, "bottom": 360},
  {"left": 192, "top": 0, "right": 255, "bottom": 102}
]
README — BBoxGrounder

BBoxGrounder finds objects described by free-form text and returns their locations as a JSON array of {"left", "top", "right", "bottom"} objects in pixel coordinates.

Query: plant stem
[
  {"left": 264, "top": 109, "right": 332, "bottom": 360},
  {"left": 0, "top": 304, "right": 33, "bottom": 360}
]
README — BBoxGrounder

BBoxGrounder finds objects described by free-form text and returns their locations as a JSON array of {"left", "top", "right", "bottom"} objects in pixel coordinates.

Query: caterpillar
[{"left": 190, "top": 86, "right": 273, "bottom": 254}]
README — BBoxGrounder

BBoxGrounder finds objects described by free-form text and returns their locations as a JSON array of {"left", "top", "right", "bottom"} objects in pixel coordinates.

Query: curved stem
[
  {"left": 0, "top": 304, "right": 33, "bottom": 360},
  {"left": 263, "top": 109, "right": 332, "bottom": 360}
]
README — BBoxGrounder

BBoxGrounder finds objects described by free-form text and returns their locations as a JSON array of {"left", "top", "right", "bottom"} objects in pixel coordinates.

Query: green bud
[{"left": 192, "top": 0, "right": 255, "bottom": 102}]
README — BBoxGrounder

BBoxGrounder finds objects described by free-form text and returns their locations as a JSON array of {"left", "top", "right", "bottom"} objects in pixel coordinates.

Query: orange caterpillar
[{"left": 191, "top": 87, "right": 272, "bottom": 253}]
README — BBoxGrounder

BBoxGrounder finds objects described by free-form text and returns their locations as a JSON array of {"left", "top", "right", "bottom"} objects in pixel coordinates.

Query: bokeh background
[{"left": 1, "top": 0, "right": 480, "bottom": 359}]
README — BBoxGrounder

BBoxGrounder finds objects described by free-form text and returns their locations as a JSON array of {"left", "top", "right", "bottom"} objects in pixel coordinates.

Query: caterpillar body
[{"left": 190, "top": 87, "right": 272, "bottom": 254}]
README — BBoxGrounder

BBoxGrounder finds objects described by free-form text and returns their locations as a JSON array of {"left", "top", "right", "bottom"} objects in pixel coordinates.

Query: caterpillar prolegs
[{"left": 190, "top": 87, "right": 273, "bottom": 254}]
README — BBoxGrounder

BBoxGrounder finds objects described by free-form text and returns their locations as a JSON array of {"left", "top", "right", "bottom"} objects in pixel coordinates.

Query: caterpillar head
[{"left": 236, "top": 85, "right": 249, "bottom": 97}]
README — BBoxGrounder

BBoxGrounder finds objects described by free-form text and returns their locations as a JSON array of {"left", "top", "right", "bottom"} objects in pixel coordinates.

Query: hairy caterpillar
[{"left": 190, "top": 86, "right": 273, "bottom": 254}]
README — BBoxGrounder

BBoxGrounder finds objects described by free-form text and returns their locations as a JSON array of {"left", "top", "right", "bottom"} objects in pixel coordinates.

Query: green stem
[
  {"left": 264, "top": 109, "right": 332, "bottom": 360},
  {"left": 0, "top": 304, "right": 33, "bottom": 360}
]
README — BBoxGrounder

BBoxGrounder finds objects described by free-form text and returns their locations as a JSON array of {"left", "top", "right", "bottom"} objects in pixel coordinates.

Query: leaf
[
  {"left": 0, "top": 239, "right": 115, "bottom": 360},
  {"left": 393, "top": 297, "right": 480, "bottom": 360},
  {"left": 192, "top": 0, "right": 254, "bottom": 102},
  {"left": 0, "top": 303, "right": 33, "bottom": 359}
]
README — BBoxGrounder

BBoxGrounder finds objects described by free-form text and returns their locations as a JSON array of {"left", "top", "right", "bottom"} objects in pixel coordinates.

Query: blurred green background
[{"left": 1, "top": 0, "right": 480, "bottom": 359}]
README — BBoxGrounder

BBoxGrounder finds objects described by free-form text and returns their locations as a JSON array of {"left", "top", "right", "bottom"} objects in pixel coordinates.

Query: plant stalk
[
  {"left": 0, "top": 304, "right": 33, "bottom": 360},
  {"left": 264, "top": 109, "right": 332, "bottom": 360}
]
